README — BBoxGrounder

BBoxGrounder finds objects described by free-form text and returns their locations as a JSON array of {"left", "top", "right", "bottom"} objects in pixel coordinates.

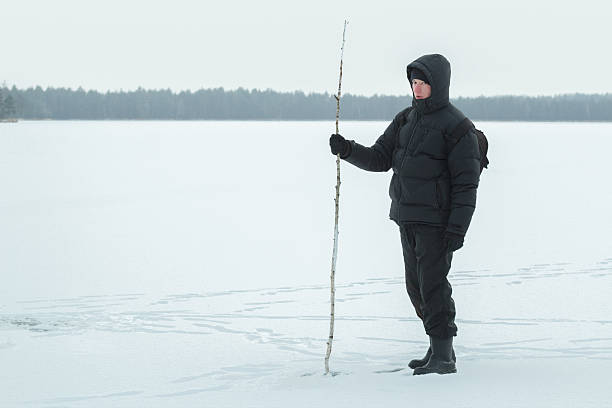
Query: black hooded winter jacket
[{"left": 343, "top": 54, "right": 480, "bottom": 236}]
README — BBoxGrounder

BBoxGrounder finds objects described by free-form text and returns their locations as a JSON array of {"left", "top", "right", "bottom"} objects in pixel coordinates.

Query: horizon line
[{"left": 2, "top": 83, "right": 611, "bottom": 99}]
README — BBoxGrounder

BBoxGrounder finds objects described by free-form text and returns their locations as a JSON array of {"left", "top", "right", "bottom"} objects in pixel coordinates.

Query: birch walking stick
[{"left": 325, "top": 19, "right": 348, "bottom": 376}]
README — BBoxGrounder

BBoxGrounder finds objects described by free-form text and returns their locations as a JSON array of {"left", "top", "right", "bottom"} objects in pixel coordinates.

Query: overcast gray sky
[{"left": 2, "top": 0, "right": 610, "bottom": 97}]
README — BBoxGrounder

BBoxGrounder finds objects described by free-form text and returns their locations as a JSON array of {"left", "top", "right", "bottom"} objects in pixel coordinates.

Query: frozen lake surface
[{"left": 1, "top": 120, "right": 611, "bottom": 407}]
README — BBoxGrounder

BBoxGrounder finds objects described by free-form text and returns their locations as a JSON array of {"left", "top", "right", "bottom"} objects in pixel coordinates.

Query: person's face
[{"left": 412, "top": 79, "right": 432, "bottom": 99}]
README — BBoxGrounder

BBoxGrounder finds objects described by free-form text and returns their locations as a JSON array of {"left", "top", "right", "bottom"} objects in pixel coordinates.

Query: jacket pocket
[
  {"left": 389, "top": 173, "right": 400, "bottom": 202},
  {"left": 435, "top": 178, "right": 450, "bottom": 209},
  {"left": 398, "top": 178, "right": 437, "bottom": 207}
]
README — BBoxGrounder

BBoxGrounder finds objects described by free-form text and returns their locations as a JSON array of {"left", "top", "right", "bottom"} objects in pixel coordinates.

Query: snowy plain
[{"left": 1, "top": 120, "right": 611, "bottom": 407}]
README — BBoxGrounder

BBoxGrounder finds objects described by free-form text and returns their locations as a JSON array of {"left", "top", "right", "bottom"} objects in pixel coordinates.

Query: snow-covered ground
[{"left": 1, "top": 120, "right": 611, "bottom": 407}]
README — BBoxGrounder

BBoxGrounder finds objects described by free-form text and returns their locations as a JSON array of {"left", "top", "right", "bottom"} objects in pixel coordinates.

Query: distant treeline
[
  {"left": 2, "top": 85, "right": 612, "bottom": 121},
  {"left": 0, "top": 88, "right": 17, "bottom": 120}
]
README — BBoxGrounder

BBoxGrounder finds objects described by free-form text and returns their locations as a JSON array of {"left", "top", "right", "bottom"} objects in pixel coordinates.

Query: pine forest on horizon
[{"left": 1, "top": 85, "right": 612, "bottom": 122}]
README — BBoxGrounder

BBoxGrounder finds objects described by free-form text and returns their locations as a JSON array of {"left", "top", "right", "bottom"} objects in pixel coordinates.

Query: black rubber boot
[
  {"left": 408, "top": 346, "right": 432, "bottom": 369},
  {"left": 413, "top": 336, "right": 457, "bottom": 375},
  {"left": 409, "top": 340, "right": 456, "bottom": 369}
]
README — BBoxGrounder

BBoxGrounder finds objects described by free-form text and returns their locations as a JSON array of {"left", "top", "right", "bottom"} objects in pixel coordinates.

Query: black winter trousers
[{"left": 400, "top": 223, "right": 457, "bottom": 339}]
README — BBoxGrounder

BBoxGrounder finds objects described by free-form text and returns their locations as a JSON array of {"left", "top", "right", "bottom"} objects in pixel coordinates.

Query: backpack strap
[
  {"left": 397, "top": 106, "right": 413, "bottom": 128},
  {"left": 446, "top": 117, "right": 474, "bottom": 150},
  {"left": 395, "top": 106, "right": 413, "bottom": 145}
]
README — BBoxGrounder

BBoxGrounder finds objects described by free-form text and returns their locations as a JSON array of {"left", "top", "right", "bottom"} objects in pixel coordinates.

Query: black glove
[
  {"left": 444, "top": 231, "right": 464, "bottom": 252},
  {"left": 329, "top": 134, "right": 351, "bottom": 158}
]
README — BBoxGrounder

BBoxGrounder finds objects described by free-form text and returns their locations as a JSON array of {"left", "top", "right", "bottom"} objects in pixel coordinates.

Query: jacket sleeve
[
  {"left": 446, "top": 129, "right": 481, "bottom": 236},
  {"left": 342, "top": 112, "right": 402, "bottom": 172}
]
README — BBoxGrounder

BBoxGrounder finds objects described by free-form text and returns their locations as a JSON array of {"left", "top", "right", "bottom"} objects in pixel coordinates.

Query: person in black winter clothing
[{"left": 329, "top": 54, "right": 480, "bottom": 375}]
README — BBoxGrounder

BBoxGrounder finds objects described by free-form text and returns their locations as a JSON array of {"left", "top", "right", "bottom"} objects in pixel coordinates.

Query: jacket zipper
[
  {"left": 399, "top": 112, "right": 422, "bottom": 171},
  {"left": 435, "top": 179, "right": 442, "bottom": 208},
  {"left": 395, "top": 111, "right": 421, "bottom": 220}
]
